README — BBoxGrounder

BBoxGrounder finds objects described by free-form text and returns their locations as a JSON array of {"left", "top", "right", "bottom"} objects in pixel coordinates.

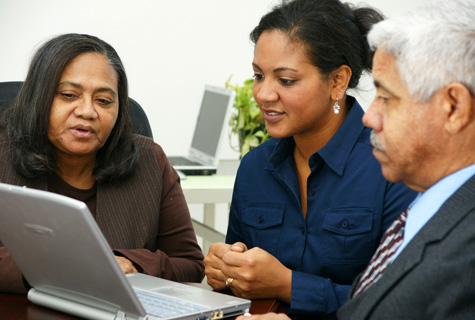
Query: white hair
[{"left": 367, "top": 0, "right": 475, "bottom": 103}]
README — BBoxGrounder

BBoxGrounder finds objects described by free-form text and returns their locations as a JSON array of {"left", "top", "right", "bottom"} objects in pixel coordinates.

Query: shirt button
[
  {"left": 309, "top": 189, "right": 316, "bottom": 196},
  {"left": 341, "top": 219, "right": 349, "bottom": 228},
  {"left": 301, "top": 228, "right": 305, "bottom": 235},
  {"left": 258, "top": 216, "right": 264, "bottom": 224}
]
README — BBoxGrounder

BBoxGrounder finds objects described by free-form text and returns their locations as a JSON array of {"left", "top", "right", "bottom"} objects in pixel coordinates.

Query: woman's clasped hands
[{"left": 204, "top": 242, "right": 292, "bottom": 303}]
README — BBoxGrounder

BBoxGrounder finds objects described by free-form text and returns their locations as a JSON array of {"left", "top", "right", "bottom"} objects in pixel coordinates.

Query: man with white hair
[
  {"left": 337, "top": 0, "right": 475, "bottom": 318},
  {"left": 236, "top": 0, "right": 475, "bottom": 319}
]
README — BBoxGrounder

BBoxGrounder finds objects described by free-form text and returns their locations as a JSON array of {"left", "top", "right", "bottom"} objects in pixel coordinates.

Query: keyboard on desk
[{"left": 134, "top": 288, "right": 208, "bottom": 318}]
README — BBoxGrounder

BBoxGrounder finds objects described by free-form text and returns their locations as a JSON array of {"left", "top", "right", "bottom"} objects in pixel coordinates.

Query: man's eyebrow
[{"left": 374, "top": 80, "right": 396, "bottom": 96}]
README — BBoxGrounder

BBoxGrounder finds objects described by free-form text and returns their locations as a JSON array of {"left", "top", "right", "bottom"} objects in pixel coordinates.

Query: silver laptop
[
  {"left": 0, "top": 182, "right": 250, "bottom": 320},
  {"left": 168, "top": 84, "right": 235, "bottom": 176}
]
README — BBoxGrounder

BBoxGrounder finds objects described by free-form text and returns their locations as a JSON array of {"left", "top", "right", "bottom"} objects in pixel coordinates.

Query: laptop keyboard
[{"left": 134, "top": 289, "right": 208, "bottom": 318}]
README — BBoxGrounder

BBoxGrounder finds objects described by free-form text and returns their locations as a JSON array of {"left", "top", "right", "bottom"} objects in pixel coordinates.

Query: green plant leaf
[{"left": 227, "top": 77, "right": 270, "bottom": 157}]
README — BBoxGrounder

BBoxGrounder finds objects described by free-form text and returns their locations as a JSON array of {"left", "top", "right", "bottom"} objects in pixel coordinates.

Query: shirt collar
[
  {"left": 268, "top": 137, "right": 294, "bottom": 169},
  {"left": 393, "top": 163, "right": 475, "bottom": 261},
  {"left": 267, "top": 96, "right": 365, "bottom": 176},
  {"left": 405, "top": 164, "right": 475, "bottom": 241}
]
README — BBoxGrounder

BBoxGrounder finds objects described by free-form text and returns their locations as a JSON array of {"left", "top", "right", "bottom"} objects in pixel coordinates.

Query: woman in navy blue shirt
[{"left": 204, "top": 0, "right": 417, "bottom": 318}]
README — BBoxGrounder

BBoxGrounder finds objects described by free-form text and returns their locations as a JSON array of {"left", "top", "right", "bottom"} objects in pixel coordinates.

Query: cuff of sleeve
[
  {"left": 290, "top": 270, "right": 350, "bottom": 317},
  {"left": 290, "top": 270, "right": 327, "bottom": 315}
]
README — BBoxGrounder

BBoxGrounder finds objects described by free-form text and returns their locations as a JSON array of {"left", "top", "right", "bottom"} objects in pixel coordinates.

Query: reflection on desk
[
  {"left": 0, "top": 293, "right": 78, "bottom": 320},
  {"left": 0, "top": 291, "right": 287, "bottom": 320}
]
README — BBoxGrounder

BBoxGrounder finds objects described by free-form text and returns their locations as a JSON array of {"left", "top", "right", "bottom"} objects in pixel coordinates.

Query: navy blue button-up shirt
[{"left": 226, "top": 97, "right": 417, "bottom": 319}]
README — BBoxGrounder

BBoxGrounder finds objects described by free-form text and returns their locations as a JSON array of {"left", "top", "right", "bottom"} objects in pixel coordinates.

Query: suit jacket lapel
[{"left": 344, "top": 174, "right": 475, "bottom": 318}]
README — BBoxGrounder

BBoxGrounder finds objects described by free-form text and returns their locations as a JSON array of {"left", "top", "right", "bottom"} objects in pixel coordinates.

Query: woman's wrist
[{"left": 276, "top": 267, "right": 292, "bottom": 303}]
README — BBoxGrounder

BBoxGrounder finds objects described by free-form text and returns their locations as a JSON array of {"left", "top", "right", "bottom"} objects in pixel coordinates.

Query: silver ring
[{"left": 225, "top": 277, "right": 234, "bottom": 287}]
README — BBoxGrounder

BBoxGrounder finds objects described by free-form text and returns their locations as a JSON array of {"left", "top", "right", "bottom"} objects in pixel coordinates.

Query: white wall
[{"left": 0, "top": 0, "right": 432, "bottom": 160}]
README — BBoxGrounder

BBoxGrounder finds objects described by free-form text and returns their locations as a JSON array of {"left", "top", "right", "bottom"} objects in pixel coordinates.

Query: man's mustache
[{"left": 370, "top": 130, "right": 385, "bottom": 152}]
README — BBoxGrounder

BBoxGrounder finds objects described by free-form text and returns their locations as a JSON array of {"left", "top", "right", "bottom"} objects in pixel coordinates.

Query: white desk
[
  {"left": 181, "top": 175, "right": 235, "bottom": 254},
  {"left": 181, "top": 175, "right": 235, "bottom": 202}
]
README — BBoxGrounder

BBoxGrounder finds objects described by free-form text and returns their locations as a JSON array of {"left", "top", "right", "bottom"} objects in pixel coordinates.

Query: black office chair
[{"left": 0, "top": 81, "right": 153, "bottom": 139}]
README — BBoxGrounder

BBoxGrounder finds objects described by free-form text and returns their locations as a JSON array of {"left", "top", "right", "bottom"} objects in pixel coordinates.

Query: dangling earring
[{"left": 333, "top": 97, "right": 340, "bottom": 115}]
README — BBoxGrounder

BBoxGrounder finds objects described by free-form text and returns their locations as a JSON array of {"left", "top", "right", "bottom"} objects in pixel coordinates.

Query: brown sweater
[{"left": 0, "top": 133, "right": 204, "bottom": 293}]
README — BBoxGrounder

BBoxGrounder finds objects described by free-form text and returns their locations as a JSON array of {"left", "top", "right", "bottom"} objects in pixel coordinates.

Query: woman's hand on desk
[
  {"left": 204, "top": 242, "right": 248, "bottom": 290},
  {"left": 115, "top": 256, "right": 138, "bottom": 274},
  {"left": 221, "top": 247, "right": 292, "bottom": 303}
]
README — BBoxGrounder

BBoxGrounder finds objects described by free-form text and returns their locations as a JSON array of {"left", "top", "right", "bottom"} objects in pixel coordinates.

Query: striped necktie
[{"left": 352, "top": 209, "right": 409, "bottom": 297}]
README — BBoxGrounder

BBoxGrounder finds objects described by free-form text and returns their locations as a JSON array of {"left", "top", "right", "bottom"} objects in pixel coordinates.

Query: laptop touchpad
[{"left": 152, "top": 286, "right": 193, "bottom": 296}]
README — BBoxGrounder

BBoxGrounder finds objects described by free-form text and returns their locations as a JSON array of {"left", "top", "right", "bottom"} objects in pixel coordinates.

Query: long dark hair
[
  {"left": 1, "top": 33, "right": 138, "bottom": 183},
  {"left": 250, "top": 0, "right": 384, "bottom": 88}
]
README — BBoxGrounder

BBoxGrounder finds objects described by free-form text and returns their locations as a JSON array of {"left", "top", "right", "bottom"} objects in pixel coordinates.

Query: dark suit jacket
[{"left": 338, "top": 174, "right": 475, "bottom": 320}]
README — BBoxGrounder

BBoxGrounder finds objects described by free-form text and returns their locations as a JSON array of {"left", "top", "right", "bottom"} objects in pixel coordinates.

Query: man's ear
[
  {"left": 443, "top": 83, "right": 474, "bottom": 134},
  {"left": 331, "top": 65, "right": 352, "bottom": 100}
]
